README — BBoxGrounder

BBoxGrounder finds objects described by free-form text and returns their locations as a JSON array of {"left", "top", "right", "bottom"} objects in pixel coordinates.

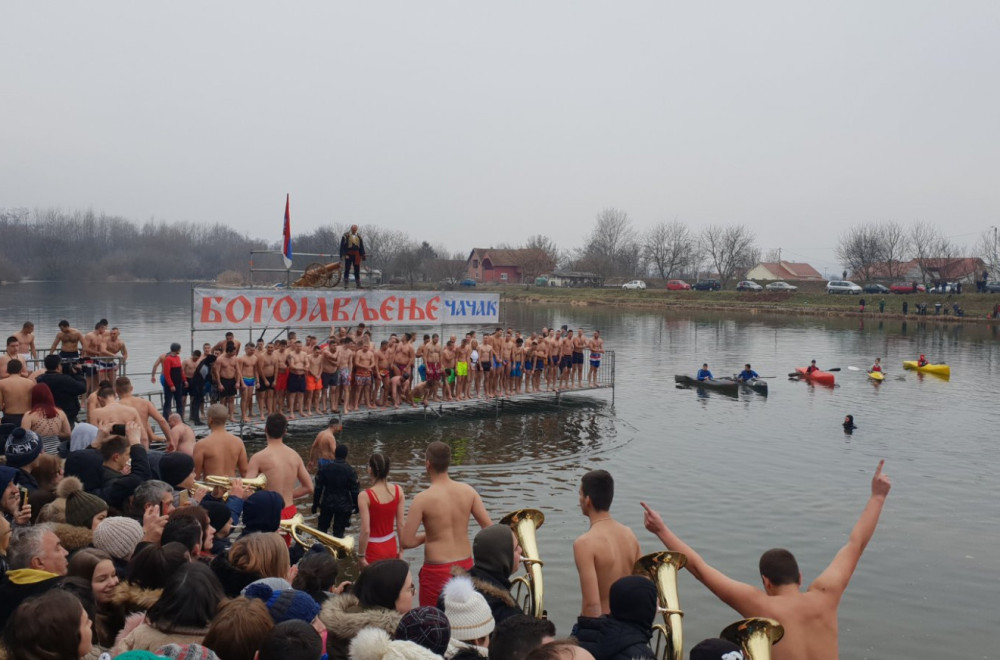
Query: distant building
[
  {"left": 745, "top": 262, "right": 824, "bottom": 281},
  {"left": 466, "top": 248, "right": 555, "bottom": 284},
  {"left": 545, "top": 270, "right": 598, "bottom": 287},
  {"left": 860, "top": 257, "right": 984, "bottom": 283}
]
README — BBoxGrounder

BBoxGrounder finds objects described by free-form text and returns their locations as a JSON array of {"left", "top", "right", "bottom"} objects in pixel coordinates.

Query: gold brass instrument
[
  {"left": 193, "top": 475, "right": 268, "bottom": 501},
  {"left": 720, "top": 617, "right": 784, "bottom": 660},
  {"left": 280, "top": 513, "right": 355, "bottom": 558},
  {"left": 633, "top": 552, "right": 687, "bottom": 660},
  {"left": 500, "top": 509, "right": 545, "bottom": 618},
  {"left": 292, "top": 262, "right": 342, "bottom": 288}
]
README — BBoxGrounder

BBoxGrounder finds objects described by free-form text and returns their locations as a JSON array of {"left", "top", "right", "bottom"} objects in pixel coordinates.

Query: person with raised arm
[{"left": 640, "top": 460, "right": 892, "bottom": 660}]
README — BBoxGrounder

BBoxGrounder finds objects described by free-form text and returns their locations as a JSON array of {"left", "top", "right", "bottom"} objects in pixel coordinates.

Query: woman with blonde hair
[{"left": 211, "top": 532, "right": 291, "bottom": 597}]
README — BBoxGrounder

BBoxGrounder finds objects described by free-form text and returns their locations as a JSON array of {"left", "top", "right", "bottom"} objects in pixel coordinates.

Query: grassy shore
[{"left": 484, "top": 281, "right": 1000, "bottom": 322}]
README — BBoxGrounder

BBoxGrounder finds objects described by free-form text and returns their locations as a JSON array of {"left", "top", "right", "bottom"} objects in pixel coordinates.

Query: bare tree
[
  {"left": 523, "top": 235, "right": 562, "bottom": 270},
  {"left": 762, "top": 248, "right": 782, "bottom": 263},
  {"left": 836, "top": 224, "right": 885, "bottom": 282},
  {"left": 878, "top": 221, "right": 910, "bottom": 280},
  {"left": 910, "top": 222, "right": 956, "bottom": 283},
  {"left": 976, "top": 228, "right": 1000, "bottom": 280},
  {"left": 575, "top": 207, "right": 637, "bottom": 285},
  {"left": 644, "top": 222, "right": 693, "bottom": 280},
  {"left": 699, "top": 224, "right": 759, "bottom": 288}
]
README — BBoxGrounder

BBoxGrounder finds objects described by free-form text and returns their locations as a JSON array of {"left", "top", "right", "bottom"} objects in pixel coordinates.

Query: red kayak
[{"left": 795, "top": 367, "right": 835, "bottom": 385}]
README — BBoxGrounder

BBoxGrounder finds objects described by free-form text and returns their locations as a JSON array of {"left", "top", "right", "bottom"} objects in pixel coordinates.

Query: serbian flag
[{"left": 281, "top": 194, "right": 292, "bottom": 269}]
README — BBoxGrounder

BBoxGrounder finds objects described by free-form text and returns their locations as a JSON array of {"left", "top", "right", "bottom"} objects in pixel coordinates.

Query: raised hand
[
  {"left": 872, "top": 459, "right": 891, "bottom": 498},
  {"left": 640, "top": 501, "right": 667, "bottom": 535}
]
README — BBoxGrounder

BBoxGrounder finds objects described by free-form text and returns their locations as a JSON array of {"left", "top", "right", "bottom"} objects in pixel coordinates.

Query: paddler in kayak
[
  {"left": 917, "top": 354, "right": 929, "bottom": 367},
  {"left": 805, "top": 360, "right": 819, "bottom": 374},
  {"left": 737, "top": 363, "right": 759, "bottom": 382},
  {"left": 869, "top": 358, "right": 882, "bottom": 373},
  {"left": 696, "top": 363, "right": 713, "bottom": 381}
]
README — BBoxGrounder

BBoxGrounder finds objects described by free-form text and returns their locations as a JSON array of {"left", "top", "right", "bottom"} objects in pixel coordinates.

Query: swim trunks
[
  {"left": 322, "top": 372, "right": 337, "bottom": 388},
  {"left": 445, "top": 368, "right": 456, "bottom": 384},
  {"left": 419, "top": 557, "right": 474, "bottom": 608},
  {"left": 549, "top": 356, "right": 559, "bottom": 366},
  {"left": 456, "top": 361, "right": 468, "bottom": 377},
  {"left": 573, "top": 352, "right": 584, "bottom": 365},
  {"left": 338, "top": 367, "right": 351, "bottom": 386},
  {"left": 559, "top": 355, "right": 572, "bottom": 370},
  {"left": 417, "top": 364, "right": 427, "bottom": 381},
  {"left": 590, "top": 358, "right": 601, "bottom": 368},
  {"left": 287, "top": 373, "right": 306, "bottom": 393},
  {"left": 276, "top": 371, "right": 289, "bottom": 391},
  {"left": 242, "top": 377, "right": 256, "bottom": 388},
  {"left": 220, "top": 377, "right": 238, "bottom": 398},
  {"left": 98, "top": 360, "right": 116, "bottom": 372},
  {"left": 481, "top": 361, "right": 491, "bottom": 373},
  {"left": 306, "top": 374, "right": 321, "bottom": 391},
  {"left": 257, "top": 377, "right": 274, "bottom": 391},
  {"left": 535, "top": 359, "right": 545, "bottom": 371},
  {"left": 354, "top": 368, "right": 372, "bottom": 387},
  {"left": 426, "top": 363, "right": 442, "bottom": 382},
  {"left": 82, "top": 360, "right": 98, "bottom": 376},
  {"left": 378, "top": 368, "right": 390, "bottom": 380},
  {"left": 59, "top": 350, "right": 81, "bottom": 364},
  {"left": 511, "top": 361, "right": 522, "bottom": 378}
]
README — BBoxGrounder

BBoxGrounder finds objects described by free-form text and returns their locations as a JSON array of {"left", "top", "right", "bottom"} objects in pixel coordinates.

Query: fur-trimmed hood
[
  {"left": 52, "top": 522, "right": 93, "bottom": 552},
  {"left": 320, "top": 593, "right": 403, "bottom": 660},
  {"left": 110, "top": 581, "right": 163, "bottom": 612},
  {"left": 349, "top": 626, "right": 442, "bottom": 660},
  {"left": 457, "top": 566, "right": 516, "bottom": 608}
]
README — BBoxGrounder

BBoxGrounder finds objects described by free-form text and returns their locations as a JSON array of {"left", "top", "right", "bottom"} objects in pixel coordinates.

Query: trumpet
[
  {"left": 192, "top": 475, "right": 268, "bottom": 501},
  {"left": 500, "top": 509, "right": 545, "bottom": 619},
  {"left": 280, "top": 513, "right": 355, "bottom": 558},
  {"left": 720, "top": 617, "right": 784, "bottom": 660},
  {"left": 633, "top": 552, "right": 687, "bottom": 660}
]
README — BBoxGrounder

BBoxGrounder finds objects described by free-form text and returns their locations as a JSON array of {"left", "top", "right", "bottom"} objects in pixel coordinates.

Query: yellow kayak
[
  {"left": 902, "top": 361, "right": 950, "bottom": 376},
  {"left": 867, "top": 371, "right": 885, "bottom": 382}
]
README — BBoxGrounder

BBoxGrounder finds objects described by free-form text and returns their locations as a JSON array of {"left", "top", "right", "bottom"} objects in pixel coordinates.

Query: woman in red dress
[{"left": 357, "top": 453, "right": 407, "bottom": 568}]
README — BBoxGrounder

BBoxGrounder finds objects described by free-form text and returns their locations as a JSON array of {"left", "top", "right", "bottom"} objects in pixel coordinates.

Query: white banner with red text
[{"left": 193, "top": 288, "right": 500, "bottom": 330}]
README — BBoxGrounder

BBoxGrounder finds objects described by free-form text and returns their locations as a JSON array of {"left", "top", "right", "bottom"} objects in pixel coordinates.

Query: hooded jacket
[
  {"left": 313, "top": 459, "right": 360, "bottom": 514},
  {"left": 575, "top": 575, "right": 657, "bottom": 660},
  {"left": 320, "top": 593, "right": 403, "bottom": 660},
  {"left": 0, "top": 568, "right": 63, "bottom": 630}
]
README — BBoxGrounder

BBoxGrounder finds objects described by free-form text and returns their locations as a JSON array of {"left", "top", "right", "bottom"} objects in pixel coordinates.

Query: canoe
[
  {"left": 902, "top": 361, "right": 950, "bottom": 376},
  {"left": 867, "top": 371, "right": 885, "bottom": 382},
  {"left": 740, "top": 378, "right": 769, "bottom": 395},
  {"left": 674, "top": 375, "right": 739, "bottom": 394},
  {"left": 794, "top": 367, "right": 835, "bottom": 385}
]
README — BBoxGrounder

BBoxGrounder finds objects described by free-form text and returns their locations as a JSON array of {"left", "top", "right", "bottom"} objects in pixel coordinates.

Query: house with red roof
[
  {"left": 466, "top": 248, "right": 555, "bottom": 284},
  {"left": 745, "top": 261, "right": 824, "bottom": 281}
]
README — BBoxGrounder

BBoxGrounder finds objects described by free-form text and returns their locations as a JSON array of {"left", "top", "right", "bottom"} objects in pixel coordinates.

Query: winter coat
[
  {"left": 574, "top": 615, "right": 656, "bottom": 660},
  {"left": 112, "top": 621, "right": 209, "bottom": 655},
  {"left": 319, "top": 593, "right": 403, "bottom": 660},
  {"left": 0, "top": 569, "right": 64, "bottom": 630},
  {"left": 313, "top": 459, "right": 360, "bottom": 514},
  {"left": 52, "top": 522, "right": 94, "bottom": 554},
  {"left": 103, "top": 581, "right": 163, "bottom": 647}
]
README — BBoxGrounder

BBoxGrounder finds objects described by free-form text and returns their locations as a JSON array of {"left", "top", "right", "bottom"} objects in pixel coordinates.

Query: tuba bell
[
  {"left": 280, "top": 513, "right": 355, "bottom": 558},
  {"left": 633, "top": 551, "right": 687, "bottom": 660},
  {"left": 720, "top": 617, "right": 784, "bottom": 660},
  {"left": 500, "top": 509, "right": 545, "bottom": 618}
]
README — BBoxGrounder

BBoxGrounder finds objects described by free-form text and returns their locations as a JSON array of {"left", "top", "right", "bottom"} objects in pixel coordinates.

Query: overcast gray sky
[{"left": 3, "top": 1, "right": 998, "bottom": 276}]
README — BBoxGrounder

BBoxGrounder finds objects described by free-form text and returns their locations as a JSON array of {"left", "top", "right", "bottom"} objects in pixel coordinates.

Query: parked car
[
  {"left": 890, "top": 282, "right": 925, "bottom": 294},
  {"left": 928, "top": 282, "right": 959, "bottom": 294},
  {"left": 985, "top": 282, "right": 1000, "bottom": 293},
  {"left": 460, "top": 278, "right": 477, "bottom": 287},
  {"left": 622, "top": 280, "right": 647, "bottom": 290},
  {"left": 692, "top": 279, "right": 721, "bottom": 291},
  {"left": 825, "top": 280, "right": 862, "bottom": 295},
  {"left": 666, "top": 279, "right": 691, "bottom": 290},
  {"left": 765, "top": 281, "right": 798, "bottom": 292},
  {"left": 863, "top": 283, "right": 890, "bottom": 294},
  {"left": 736, "top": 280, "right": 763, "bottom": 292}
]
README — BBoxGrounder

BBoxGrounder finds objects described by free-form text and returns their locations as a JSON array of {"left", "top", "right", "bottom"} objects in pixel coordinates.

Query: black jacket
[
  {"left": 313, "top": 459, "right": 359, "bottom": 514},
  {"left": 575, "top": 615, "right": 656, "bottom": 660},
  {"left": 37, "top": 369, "right": 86, "bottom": 420},
  {"left": 339, "top": 231, "right": 366, "bottom": 260},
  {"left": 0, "top": 570, "right": 64, "bottom": 631}
]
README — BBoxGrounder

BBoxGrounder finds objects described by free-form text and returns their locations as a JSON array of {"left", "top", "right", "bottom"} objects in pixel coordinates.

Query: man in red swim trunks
[{"left": 401, "top": 441, "right": 492, "bottom": 607}]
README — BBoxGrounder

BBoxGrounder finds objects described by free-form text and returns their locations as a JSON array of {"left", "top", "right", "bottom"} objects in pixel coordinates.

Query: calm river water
[{"left": 3, "top": 282, "right": 998, "bottom": 658}]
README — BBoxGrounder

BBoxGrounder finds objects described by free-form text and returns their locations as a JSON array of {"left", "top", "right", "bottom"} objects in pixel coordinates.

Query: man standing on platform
[{"left": 340, "top": 224, "right": 366, "bottom": 289}]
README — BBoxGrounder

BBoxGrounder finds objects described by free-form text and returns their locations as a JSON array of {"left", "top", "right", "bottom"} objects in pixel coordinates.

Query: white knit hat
[
  {"left": 350, "top": 627, "right": 441, "bottom": 660},
  {"left": 92, "top": 516, "right": 144, "bottom": 560},
  {"left": 441, "top": 576, "right": 494, "bottom": 642}
]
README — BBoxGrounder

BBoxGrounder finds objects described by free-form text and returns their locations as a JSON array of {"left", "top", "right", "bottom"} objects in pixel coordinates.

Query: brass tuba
[
  {"left": 500, "top": 509, "right": 545, "bottom": 618},
  {"left": 633, "top": 552, "right": 687, "bottom": 660},
  {"left": 280, "top": 513, "right": 355, "bottom": 558},
  {"left": 720, "top": 617, "right": 784, "bottom": 660}
]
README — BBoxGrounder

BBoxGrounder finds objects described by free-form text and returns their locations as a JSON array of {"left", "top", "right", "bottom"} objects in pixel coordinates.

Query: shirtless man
[
  {"left": 641, "top": 460, "right": 893, "bottom": 660},
  {"left": 400, "top": 441, "right": 492, "bottom": 608},
  {"left": 81, "top": 320, "right": 112, "bottom": 394},
  {"left": 85, "top": 380, "right": 112, "bottom": 424},
  {"left": 455, "top": 337, "right": 471, "bottom": 400},
  {"left": 180, "top": 347, "right": 199, "bottom": 418},
  {"left": 286, "top": 341, "right": 310, "bottom": 418},
  {"left": 333, "top": 338, "right": 355, "bottom": 413},
  {"left": 307, "top": 418, "right": 341, "bottom": 472},
  {"left": 572, "top": 328, "right": 586, "bottom": 387},
  {"left": 50, "top": 320, "right": 84, "bottom": 370},
  {"left": 246, "top": 413, "right": 314, "bottom": 518},
  {"left": 213, "top": 342, "right": 240, "bottom": 421},
  {"left": 89, "top": 386, "right": 143, "bottom": 437},
  {"left": 375, "top": 340, "right": 393, "bottom": 407},
  {"left": 587, "top": 331, "right": 604, "bottom": 387},
  {"left": 478, "top": 338, "right": 495, "bottom": 399},
  {"left": 167, "top": 413, "right": 196, "bottom": 455},
  {"left": 393, "top": 333, "right": 415, "bottom": 380},
  {"left": 499, "top": 332, "right": 514, "bottom": 396},
  {"left": 193, "top": 404, "right": 249, "bottom": 479},
  {"left": 212, "top": 332, "right": 241, "bottom": 355},
  {"left": 559, "top": 330, "right": 575, "bottom": 390},
  {"left": 274, "top": 340, "right": 290, "bottom": 413},
  {"left": 115, "top": 376, "right": 171, "bottom": 447},
  {"left": 257, "top": 343, "right": 277, "bottom": 418},
  {"left": 320, "top": 340, "right": 340, "bottom": 413},
  {"left": 441, "top": 339, "right": 457, "bottom": 401},
  {"left": 423, "top": 335, "right": 443, "bottom": 402},
  {"left": 306, "top": 345, "right": 324, "bottom": 415},
  {"left": 13, "top": 322, "right": 36, "bottom": 365},
  {"left": 510, "top": 338, "right": 526, "bottom": 394},
  {"left": 237, "top": 345, "right": 260, "bottom": 421},
  {"left": 352, "top": 338, "right": 376, "bottom": 410},
  {"left": 0, "top": 361, "right": 34, "bottom": 425},
  {"left": 0, "top": 338, "right": 20, "bottom": 379},
  {"left": 104, "top": 327, "right": 128, "bottom": 381},
  {"left": 573, "top": 469, "right": 641, "bottom": 617}
]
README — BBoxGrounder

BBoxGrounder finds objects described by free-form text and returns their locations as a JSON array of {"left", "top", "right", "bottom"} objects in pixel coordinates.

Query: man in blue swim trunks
[
  {"left": 587, "top": 330, "right": 604, "bottom": 387},
  {"left": 558, "top": 329, "right": 575, "bottom": 390}
]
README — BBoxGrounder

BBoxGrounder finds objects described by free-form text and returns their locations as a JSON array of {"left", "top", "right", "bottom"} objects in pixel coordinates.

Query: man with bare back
[
  {"left": 115, "top": 376, "right": 171, "bottom": 446},
  {"left": 237, "top": 345, "right": 260, "bottom": 421},
  {"left": 89, "top": 386, "right": 143, "bottom": 437},
  {"left": 641, "top": 461, "right": 892, "bottom": 660},
  {"left": 307, "top": 418, "right": 341, "bottom": 472},
  {"left": 400, "top": 441, "right": 492, "bottom": 608},
  {"left": 352, "top": 338, "right": 376, "bottom": 410},
  {"left": 573, "top": 469, "right": 641, "bottom": 618},
  {"left": 167, "top": 413, "right": 196, "bottom": 455},
  {"left": 246, "top": 413, "right": 313, "bottom": 518},
  {"left": 0, "top": 361, "right": 34, "bottom": 425},
  {"left": 193, "top": 403, "right": 248, "bottom": 479},
  {"left": 213, "top": 343, "right": 240, "bottom": 421}
]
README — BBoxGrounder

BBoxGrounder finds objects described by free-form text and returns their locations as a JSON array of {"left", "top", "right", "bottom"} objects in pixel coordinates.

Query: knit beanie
[
  {"left": 93, "top": 515, "right": 144, "bottom": 560},
  {"left": 107, "top": 474, "right": 144, "bottom": 512},
  {"left": 350, "top": 627, "right": 442, "bottom": 660},
  {"left": 157, "top": 644, "right": 219, "bottom": 660},
  {"left": 472, "top": 524, "right": 515, "bottom": 580},
  {"left": 689, "top": 638, "right": 745, "bottom": 660},
  {"left": 245, "top": 582, "right": 321, "bottom": 624},
  {"left": 395, "top": 606, "right": 451, "bottom": 656},
  {"left": 0, "top": 466, "right": 17, "bottom": 494},
  {"left": 441, "top": 576, "right": 494, "bottom": 642},
  {"left": 609, "top": 575, "right": 658, "bottom": 629},
  {"left": 159, "top": 452, "right": 195, "bottom": 489},
  {"left": 242, "top": 490, "right": 283, "bottom": 533},
  {"left": 240, "top": 577, "right": 292, "bottom": 596},
  {"left": 4, "top": 428, "right": 41, "bottom": 468},
  {"left": 62, "top": 477, "right": 109, "bottom": 528},
  {"left": 202, "top": 501, "right": 232, "bottom": 532}
]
